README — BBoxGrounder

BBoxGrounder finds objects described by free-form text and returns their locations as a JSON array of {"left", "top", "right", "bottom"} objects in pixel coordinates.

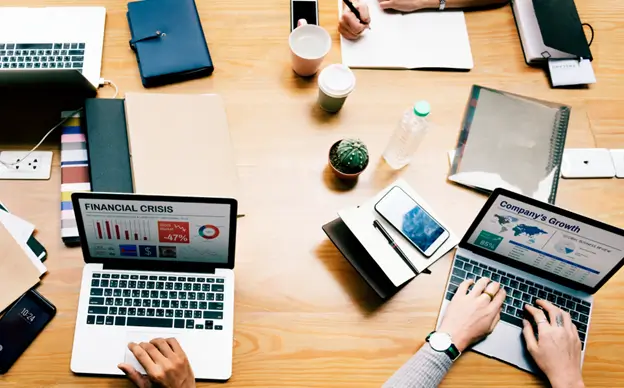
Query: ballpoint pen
[
  {"left": 373, "top": 220, "right": 420, "bottom": 274},
  {"left": 342, "top": 0, "right": 370, "bottom": 27}
]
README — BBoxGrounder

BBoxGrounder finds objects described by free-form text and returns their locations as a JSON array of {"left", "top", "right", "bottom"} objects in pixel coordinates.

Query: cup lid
[{"left": 318, "top": 64, "right": 356, "bottom": 98}]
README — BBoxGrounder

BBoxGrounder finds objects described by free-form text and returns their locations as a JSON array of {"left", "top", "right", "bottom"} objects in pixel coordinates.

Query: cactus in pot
[{"left": 328, "top": 138, "right": 369, "bottom": 179}]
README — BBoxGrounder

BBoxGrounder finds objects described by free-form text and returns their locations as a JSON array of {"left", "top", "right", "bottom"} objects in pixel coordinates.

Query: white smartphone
[
  {"left": 375, "top": 186, "right": 450, "bottom": 258},
  {"left": 290, "top": 0, "right": 319, "bottom": 31}
]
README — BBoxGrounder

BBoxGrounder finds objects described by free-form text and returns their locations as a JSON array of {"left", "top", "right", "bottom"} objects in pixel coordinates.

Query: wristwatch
[
  {"left": 426, "top": 331, "right": 461, "bottom": 361},
  {"left": 439, "top": 0, "right": 446, "bottom": 10}
]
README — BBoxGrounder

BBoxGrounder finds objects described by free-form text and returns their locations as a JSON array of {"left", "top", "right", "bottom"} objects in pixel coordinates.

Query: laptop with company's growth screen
[
  {"left": 70, "top": 192, "right": 237, "bottom": 380},
  {"left": 437, "top": 188, "right": 624, "bottom": 373}
]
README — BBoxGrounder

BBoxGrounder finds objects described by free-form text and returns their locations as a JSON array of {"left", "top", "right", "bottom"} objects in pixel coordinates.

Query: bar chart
[{"left": 93, "top": 218, "right": 152, "bottom": 241}]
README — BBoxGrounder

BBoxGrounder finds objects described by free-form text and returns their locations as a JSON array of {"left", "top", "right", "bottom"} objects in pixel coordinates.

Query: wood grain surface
[{"left": 0, "top": 0, "right": 623, "bottom": 386}]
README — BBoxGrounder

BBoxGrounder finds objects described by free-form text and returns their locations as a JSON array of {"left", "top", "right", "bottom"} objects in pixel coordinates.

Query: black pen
[
  {"left": 373, "top": 220, "right": 419, "bottom": 274},
  {"left": 342, "top": 0, "right": 370, "bottom": 27}
]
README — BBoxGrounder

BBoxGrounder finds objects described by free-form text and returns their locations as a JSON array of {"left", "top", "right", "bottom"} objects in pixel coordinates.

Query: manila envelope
[{"left": 0, "top": 223, "right": 40, "bottom": 312}]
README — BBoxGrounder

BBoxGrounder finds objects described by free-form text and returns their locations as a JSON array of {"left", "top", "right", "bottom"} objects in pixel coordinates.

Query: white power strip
[{"left": 0, "top": 151, "right": 53, "bottom": 180}]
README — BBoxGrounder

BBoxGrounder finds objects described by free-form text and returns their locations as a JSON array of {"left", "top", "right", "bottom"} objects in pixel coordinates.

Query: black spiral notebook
[{"left": 448, "top": 85, "right": 570, "bottom": 204}]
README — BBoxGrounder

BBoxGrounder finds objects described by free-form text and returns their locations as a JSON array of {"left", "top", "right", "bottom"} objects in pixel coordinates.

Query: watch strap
[{"left": 426, "top": 331, "right": 461, "bottom": 361}]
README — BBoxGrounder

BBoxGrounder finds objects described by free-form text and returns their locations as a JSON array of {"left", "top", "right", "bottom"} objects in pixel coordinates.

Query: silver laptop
[
  {"left": 70, "top": 193, "right": 237, "bottom": 380},
  {"left": 437, "top": 188, "right": 624, "bottom": 373},
  {"left": 0, "top": 7, "right": 106, "bottom": 87}
]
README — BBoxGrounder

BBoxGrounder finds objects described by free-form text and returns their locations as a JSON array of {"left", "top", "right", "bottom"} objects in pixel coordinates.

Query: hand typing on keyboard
[
  {"left": 118, "top": 338, "right": 196, "bottom": 388},
  {"left": 523, "top": 300, "right": 585, "bottom": 388},
  {"left": 437, "top": 277, "right": 506, "bottom": 352}
]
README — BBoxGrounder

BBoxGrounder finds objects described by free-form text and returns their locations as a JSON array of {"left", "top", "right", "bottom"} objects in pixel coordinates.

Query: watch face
[{"left": 429, "top": 332, "right": 452, "bottom": 351}]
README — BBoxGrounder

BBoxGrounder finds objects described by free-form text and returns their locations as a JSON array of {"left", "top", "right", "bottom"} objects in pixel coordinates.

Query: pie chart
[
  {"left": 554, "top": 240, "right": 575, "bottom": 255},
  {"left": 198, "top": 225, "right": 220, "bottom": 240}
]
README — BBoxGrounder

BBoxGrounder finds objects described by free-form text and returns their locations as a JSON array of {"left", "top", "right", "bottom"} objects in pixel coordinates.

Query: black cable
[{"left": 582, "top": 23, "right": 594, "bottom": 47}]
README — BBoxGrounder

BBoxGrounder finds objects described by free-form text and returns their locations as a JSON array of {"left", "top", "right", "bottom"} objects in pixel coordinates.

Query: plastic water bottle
[{"left": 382, "top": 101, "right": 431, "bottom": 169}]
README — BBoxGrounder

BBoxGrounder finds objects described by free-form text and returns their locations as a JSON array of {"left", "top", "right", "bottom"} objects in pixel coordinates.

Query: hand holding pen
[{"left": 339, "top": 0, "right": 371, "bottom": 40}]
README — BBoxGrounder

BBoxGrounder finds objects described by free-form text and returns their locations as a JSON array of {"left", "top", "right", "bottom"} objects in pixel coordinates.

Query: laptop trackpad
[
  {"left": 473, "top": 322, "right": 538, "bottom": 374},
  {"left": 123, "top": 331, "right": 177, "bottom": 375}
]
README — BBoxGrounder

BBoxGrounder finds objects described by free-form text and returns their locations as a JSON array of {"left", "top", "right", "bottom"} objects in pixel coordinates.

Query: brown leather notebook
[{"left": 124, "top": 93, "right": 244, "bottom": 214}]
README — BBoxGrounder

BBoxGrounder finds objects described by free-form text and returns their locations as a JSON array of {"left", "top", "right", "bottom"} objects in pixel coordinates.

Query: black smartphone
[
  {"left": 290, "top": 0, "right": 319, "bottom": 31},
  {"left": 0, "top": 289, "right": 56, "bottom": 374},
  {"left": 375, "top": 186, "right": 450, "bottom": 257}
]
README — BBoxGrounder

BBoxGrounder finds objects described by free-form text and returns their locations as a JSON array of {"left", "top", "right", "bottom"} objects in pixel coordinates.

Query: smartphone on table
[
  {"left": 375, "top": 186, "right": 450, "bottom": 257},
  {"left": 0, "top": 289, "right": 56, "bottom": 374},
  {"left": 291, "top": 0, "right": 319, "bottom": 31}
]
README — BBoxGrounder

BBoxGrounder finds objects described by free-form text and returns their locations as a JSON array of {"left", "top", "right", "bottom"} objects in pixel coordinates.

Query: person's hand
[
  {"left": 118, "top": 338, "right": 196, "bottom": 388},
  {"left": 379, "top": 0, "right": 437, "bottom": 12},
  {"left": 523, "top": 300, "right": 585, "bottom": 388},
  {"left": 338, "top": 2, "right": 371, "bottom": 40},
  {"left": 437, "top": 277, "right": 506, "bottom": 352}
]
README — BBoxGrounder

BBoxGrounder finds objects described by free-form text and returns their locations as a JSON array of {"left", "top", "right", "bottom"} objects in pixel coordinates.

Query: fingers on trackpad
[{"left": 124, "top": 331, "right": 177, "bottom": 375}]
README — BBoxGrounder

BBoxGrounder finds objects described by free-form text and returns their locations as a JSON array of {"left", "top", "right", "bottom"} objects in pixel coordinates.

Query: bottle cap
[{"left": 413, "top": 101, "right": 431, "bottom": 117}]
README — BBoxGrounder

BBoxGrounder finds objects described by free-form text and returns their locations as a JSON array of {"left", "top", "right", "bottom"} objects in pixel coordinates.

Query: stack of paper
[{"left": 0, "top": 204, "right": 46, "bottom": 312}]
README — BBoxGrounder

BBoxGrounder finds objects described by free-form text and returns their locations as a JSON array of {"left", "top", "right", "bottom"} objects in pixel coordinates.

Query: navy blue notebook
[{"left": 127, "top": 0, "right": 214, "bottom": 87}]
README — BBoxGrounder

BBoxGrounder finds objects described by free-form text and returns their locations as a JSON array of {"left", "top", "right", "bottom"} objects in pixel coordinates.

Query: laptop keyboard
[
  {"left": 87, "top": 272, "right": 226, "bottom": 331},
  {"left": 0, "top": 43, "right": 85, "bottom": 71},
  {"left": 446, "top": 256, "right": 590, "bottom": 349}
]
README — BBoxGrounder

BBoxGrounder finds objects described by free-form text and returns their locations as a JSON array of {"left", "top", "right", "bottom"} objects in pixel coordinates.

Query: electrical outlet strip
[{"left": 0, "top": 151, "right": 53, "bottom": 180}]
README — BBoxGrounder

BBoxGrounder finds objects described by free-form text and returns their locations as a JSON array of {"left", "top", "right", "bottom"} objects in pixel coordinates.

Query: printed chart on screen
[{"left": 93, "top": 218, "right": 152, "bottom": 242}]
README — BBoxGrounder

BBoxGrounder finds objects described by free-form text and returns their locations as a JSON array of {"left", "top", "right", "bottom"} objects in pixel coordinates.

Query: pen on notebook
[
  {"left": 342, "top": 0, "right": 370, "bottom": 28},
  {"left": 373, "top": 220, "right": 419, "bottom": 274}
]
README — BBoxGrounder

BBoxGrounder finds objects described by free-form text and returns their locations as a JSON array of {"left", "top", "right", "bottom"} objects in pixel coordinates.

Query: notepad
[
  {"left": 124, "top": 93, "right": 244, "bottom": 214},
  {"left": 339, "top": 0, "right": 473, "bottom": 70},
  {"left": 448, "top": 85, "right": 570, "bottom": 204}
]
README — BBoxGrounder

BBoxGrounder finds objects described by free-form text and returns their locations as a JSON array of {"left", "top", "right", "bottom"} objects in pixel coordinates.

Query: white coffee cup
[
  {"left": 317, "top": 64, "right": 356, "bottom": 113},
  {"left": 289, "top": 19, "right": 332, "bottom": 77}
]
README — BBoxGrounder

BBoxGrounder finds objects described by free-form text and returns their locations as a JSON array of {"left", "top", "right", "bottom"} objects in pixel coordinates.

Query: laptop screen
[
  {"left": 466, "top": 193, "right": 624, "bottom": 289},
  {"left": 76, "top": 197, "right": 232, "bottom": 264}
]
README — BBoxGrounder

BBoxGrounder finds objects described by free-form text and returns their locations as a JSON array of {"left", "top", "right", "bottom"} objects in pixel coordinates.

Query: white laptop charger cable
[{"left": 0, "top": 79, "right": 119, "bottom": 169}]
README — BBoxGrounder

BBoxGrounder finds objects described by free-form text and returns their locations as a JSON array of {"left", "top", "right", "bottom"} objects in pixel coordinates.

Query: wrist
[
  {"left": 420, "top": 0, "right": 442, "bottom": 9},
  {"left": 437, "top": 326, "right": 469, "bottom": 353},
  {"left": 549, "top": 373, "right": 584, "bottom": 388}
]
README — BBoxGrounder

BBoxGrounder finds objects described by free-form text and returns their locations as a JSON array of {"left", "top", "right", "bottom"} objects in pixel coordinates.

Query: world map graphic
[{"left": 492, "top": 214, "right": 548, "bottom": 243}]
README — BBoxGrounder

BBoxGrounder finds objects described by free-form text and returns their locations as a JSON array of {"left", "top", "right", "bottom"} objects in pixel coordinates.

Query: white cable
[
  {"left": 100, "top": 78, "right": 119, "bottom": 98},
  {"left": 1, "top": 79, "right": 119, "bottom": 169},
  {"left": 0, "top": 108, "right": 83, "bottom": 169}
]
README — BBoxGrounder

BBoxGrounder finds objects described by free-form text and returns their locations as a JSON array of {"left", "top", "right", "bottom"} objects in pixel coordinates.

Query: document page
[{"left": 339, "top": 0, "right": 473, "bottom": 70}]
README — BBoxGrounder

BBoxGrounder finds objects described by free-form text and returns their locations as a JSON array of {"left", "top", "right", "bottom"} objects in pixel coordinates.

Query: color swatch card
[{"left": 61, "top": 111, "right": 92, "bottom": 245}]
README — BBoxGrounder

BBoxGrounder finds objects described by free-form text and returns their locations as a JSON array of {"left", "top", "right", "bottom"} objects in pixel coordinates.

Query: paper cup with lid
[{"left": 317, "top": 64, "right": 356, "bottom": 113}]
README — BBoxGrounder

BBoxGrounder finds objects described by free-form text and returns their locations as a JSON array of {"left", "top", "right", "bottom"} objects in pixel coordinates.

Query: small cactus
[{"left": 330, "top": 138, "right": 369, "bottom": 175}]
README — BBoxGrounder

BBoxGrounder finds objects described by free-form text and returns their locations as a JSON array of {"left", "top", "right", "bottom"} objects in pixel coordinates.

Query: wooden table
[{"left": 1, "top": 0, "right": 623, "bottom": 386}]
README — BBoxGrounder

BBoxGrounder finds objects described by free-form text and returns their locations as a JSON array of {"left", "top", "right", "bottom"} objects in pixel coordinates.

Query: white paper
[
  {"left": 339, "top": 0, "right": 473, "bottom": 70},
  {"left": 548, "top": 59, "right": 596, "bottom": 87},
  {"left": 0, "top": 204, "right": 47, "bottom": 276},
  {"left": 339, "top": 179, "right": 460, "bottom": 287}
]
